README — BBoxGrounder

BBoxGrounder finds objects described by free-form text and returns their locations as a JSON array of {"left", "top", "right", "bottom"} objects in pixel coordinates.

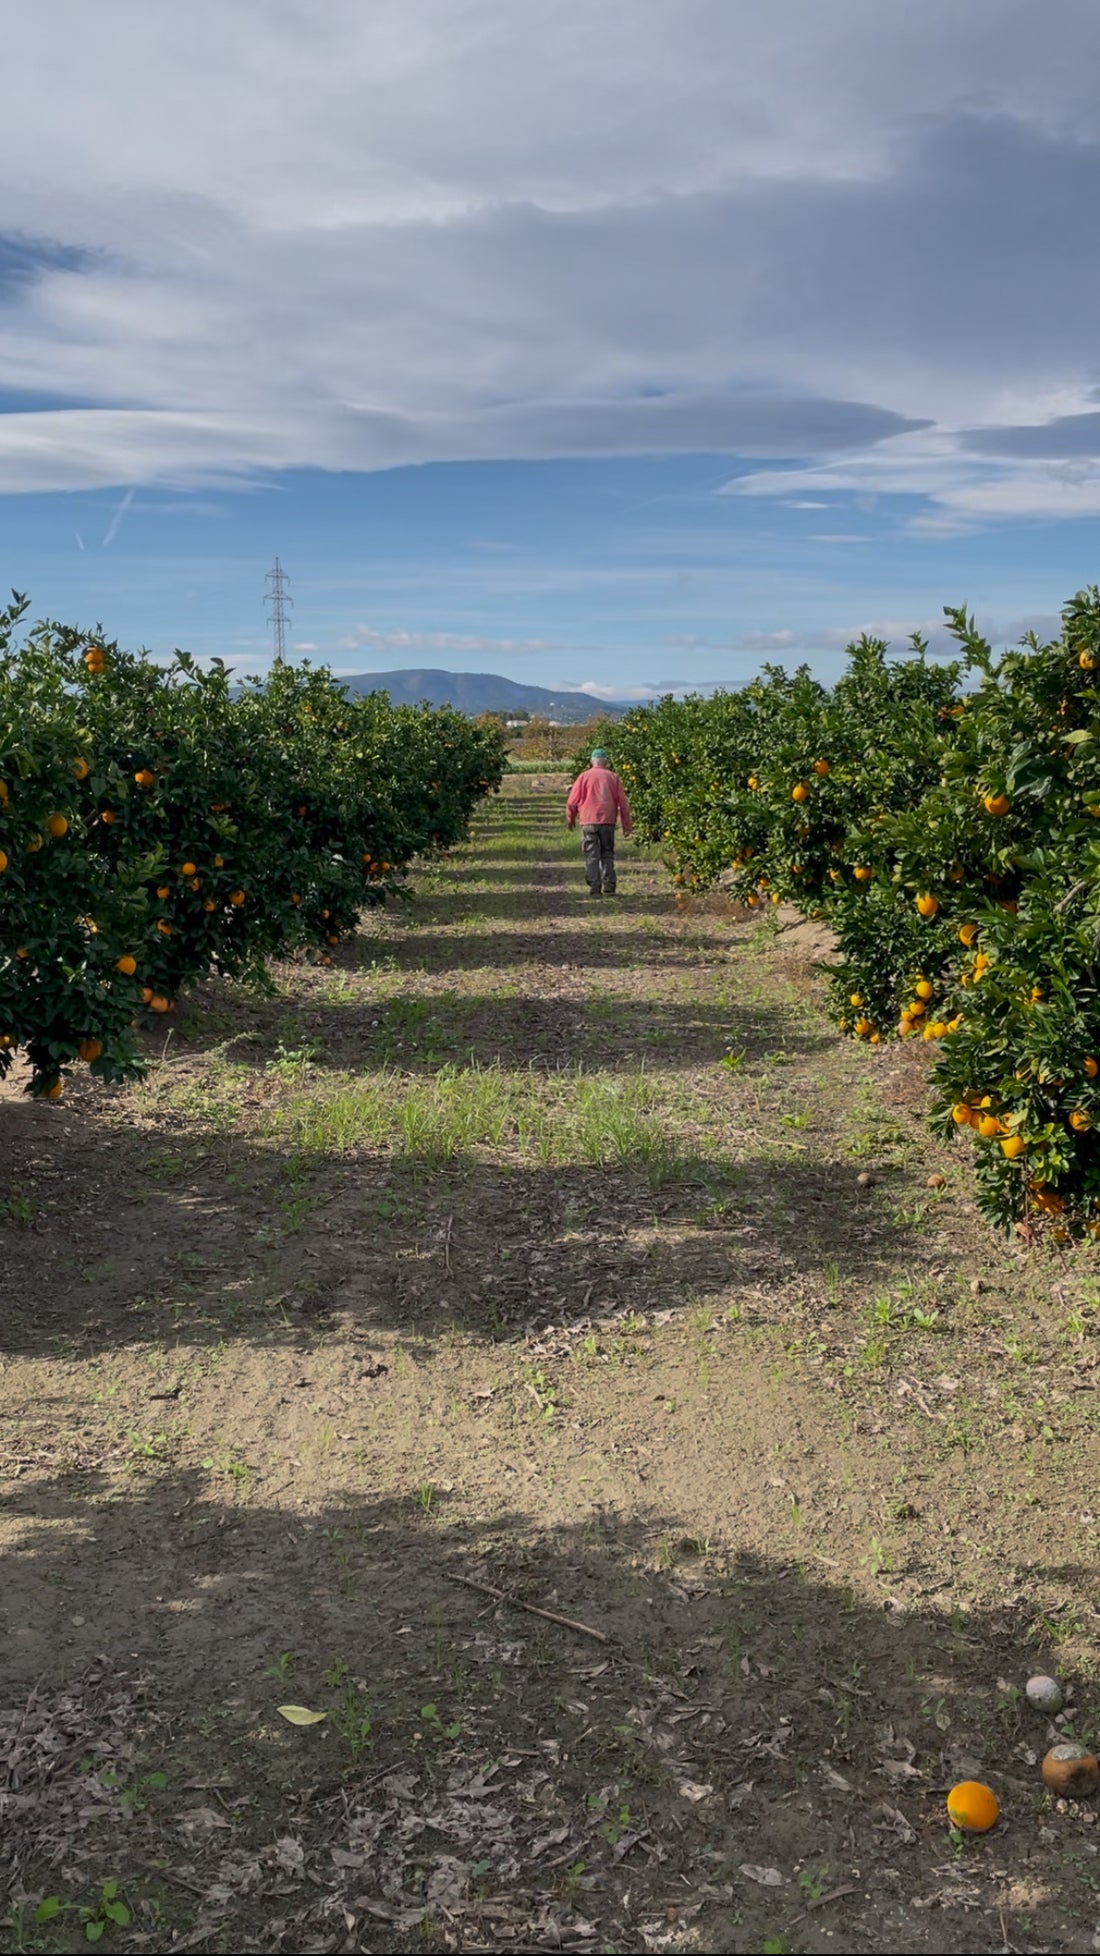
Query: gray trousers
[{"left": 581, "top": 823, "right": 617, "bottom": 893}]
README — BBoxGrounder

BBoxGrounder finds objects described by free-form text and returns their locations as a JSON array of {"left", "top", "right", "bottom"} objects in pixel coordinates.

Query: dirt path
[{"left": 3, "top": 779, "right": 1100, "bottom": 1954}]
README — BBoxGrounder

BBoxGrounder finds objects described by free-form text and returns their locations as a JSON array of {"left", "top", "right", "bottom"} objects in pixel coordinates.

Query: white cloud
[
  {"left": 568, "top": 679, "right": 663, "bottom": 701},
  {"left": 675, "top": 610, "right": 1071, "bottom": 667},
  {"left": 2, "top": 0, "right": 1100, "bottom": 519},
  {"left": 336, "top": 624, "right": 562, "bottom": 656},
  {"left": 730, "top": 629, "right": 804, "bottom": 653}
]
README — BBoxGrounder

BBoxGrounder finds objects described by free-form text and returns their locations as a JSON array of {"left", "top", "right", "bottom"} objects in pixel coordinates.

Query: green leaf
[
  {"left": 84, "top": 1921, "right": 105, "bottom": 1943},
  {"left": 35, "top": 1897, "right": 63, "bottom": 1923}
]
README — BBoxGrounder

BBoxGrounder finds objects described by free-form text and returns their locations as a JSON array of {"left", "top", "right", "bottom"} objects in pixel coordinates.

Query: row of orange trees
[
  {"left": 0, "top": 596, "right": 505, "bottom": 1097},
  {"left": 589, "top": 588, "right": 1100, "bottom": 1234}
]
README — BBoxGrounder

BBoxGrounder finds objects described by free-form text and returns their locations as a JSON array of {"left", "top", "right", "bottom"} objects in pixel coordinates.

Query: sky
[{"left": 4, "top": 0, "right": 1100, "bottom": 699}]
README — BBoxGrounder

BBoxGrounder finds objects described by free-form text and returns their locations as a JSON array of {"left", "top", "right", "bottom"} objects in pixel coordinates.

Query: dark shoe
[
  {"left": 587, "top": 888, "right": 602, "bottom": 898},
  {"left": 602, "top": 887, "right": 617, "bottom": 897}
]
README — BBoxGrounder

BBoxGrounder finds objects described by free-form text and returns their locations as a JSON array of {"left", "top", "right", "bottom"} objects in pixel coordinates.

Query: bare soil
[{"left": 3, "top": 778, "right": 1100, "bottom": 1955}]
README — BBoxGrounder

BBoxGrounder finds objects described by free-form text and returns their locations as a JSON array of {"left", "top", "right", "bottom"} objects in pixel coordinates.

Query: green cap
[{"left": 591, "top": 748, "right": 609, "bottom": 762}]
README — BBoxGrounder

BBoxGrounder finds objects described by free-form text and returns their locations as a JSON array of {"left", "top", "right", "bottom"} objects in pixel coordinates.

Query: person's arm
[
  {"left": 615, "top": 776, "right": 632, "bottom": 836},
  {"left": 565, "top": 775, "right": 582, "bottom": 828}
]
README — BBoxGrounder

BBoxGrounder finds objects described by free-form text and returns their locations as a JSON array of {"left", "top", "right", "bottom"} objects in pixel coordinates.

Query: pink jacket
[{"left": 566, "top": 763, "right": 632, "bottom": 834}]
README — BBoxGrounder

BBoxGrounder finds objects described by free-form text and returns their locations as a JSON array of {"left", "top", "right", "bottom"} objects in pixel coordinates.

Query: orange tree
[
  {"left": 580, "top": 682, "right": 781, "bottom": 890},
  {"left": 859, "top": 592, "right": 1100, "bottom": 1232},
  {"left": 0, "top": 602, "right": 505, "bottom": 1097},
  {"left": 0, "top": 597, "right": 151, "bottom": 1093},
  {"left": 589, "top": 595, "right": 1100, "bottom": 1231},
  {"left": 741, "top": 638, "right": 961, "bottom": 915},
  {"left": 598, "top": 640, "right": 959, "bottom": 910}
]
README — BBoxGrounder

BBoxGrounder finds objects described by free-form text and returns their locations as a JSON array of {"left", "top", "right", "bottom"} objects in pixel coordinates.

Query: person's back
[{"left": 565, "top": 750, "right": 632, "bottom": 896}]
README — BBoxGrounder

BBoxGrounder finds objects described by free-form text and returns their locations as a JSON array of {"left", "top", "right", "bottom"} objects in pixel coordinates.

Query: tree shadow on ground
[
  {"left": 378, "top": 888, "right": 679, "bottom": 925},
  {"left": 161, "top": 983, "right": 833, "bottom": 1078},
  {"left": 346, "top": 925, "right": 740, "bottom": 973},
  {"left": 1, "top": 1077, "right": 925, "bottom": 1357},
  {"left": 438, "top": 864, "right": 542, "bottom": 881},
  {"left": 2, "top": 1469, "right": 1093, "bottom": 1954}
]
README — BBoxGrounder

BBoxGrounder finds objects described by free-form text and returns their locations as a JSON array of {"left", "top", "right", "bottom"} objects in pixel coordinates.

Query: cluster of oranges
[
  {"left": 951, "top": 1095, "right": 1027, "bottom": 1157},
  {"left": 896, "top": 977, "right": 963, "bottom": 1043}
]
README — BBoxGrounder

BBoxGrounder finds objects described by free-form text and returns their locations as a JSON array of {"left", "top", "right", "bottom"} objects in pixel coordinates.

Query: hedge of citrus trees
[
  {"left": 590, "top": 588, "right": 1100, "bottom": 1236},
  {"left": 0, "top": 596, "right": 505, "bottom": 1098}
]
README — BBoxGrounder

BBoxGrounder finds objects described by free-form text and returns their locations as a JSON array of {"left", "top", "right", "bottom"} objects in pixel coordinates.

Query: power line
[{"left": 264, "top": 557, "right": 293, "bottom": 662}]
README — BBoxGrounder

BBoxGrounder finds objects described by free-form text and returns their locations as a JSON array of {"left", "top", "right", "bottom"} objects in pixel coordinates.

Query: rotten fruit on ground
[
  {"left": 1041, "top": 1744, "right": 1099, "bottom": 1798},
  {"left": 1026, "top": 1675, "right": 1065, "bottom": 1715}
]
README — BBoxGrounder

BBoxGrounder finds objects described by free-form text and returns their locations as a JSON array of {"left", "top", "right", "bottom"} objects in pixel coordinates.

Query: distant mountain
[{"left": 335, "top": 669, "right": 628, "bottom": 722}]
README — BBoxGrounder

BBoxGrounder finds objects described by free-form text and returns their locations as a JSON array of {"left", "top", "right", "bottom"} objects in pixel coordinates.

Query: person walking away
[{"left": 565, "top": 748, "right": 632, "bottom": 896}]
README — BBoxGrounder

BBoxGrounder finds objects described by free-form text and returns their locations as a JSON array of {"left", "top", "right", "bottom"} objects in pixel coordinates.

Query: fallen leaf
[
  {"left": 176, "top": 1805, "right": 230, "bottom": 1831},
  {"left": 277, "top": 1704, "right": 327, "bottom": 1726},
  {"left": 873, "top": 1801, "right": 917, "bottom": 1844},
  {"left": 677, "top": 1779, "right": 714, "bottom": 1803},
  {"left": 878, "top": 1758, "right": 923, "bottom": 1784},
  {"left": 331, "top": 1848, "right": 366, "bottom": 1869},
  {"left": 739, "top": 1864, "right": 783, "bottom": 1886},
  {"left": 529, "top": 1826, "right": 570, "bottom": 1857}
]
